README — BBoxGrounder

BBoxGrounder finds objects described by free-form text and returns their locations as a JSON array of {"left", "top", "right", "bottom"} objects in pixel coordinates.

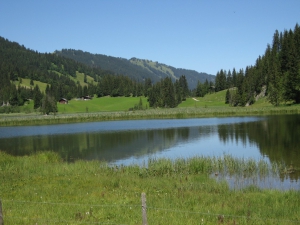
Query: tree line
[
  {"left": 215, "top": 23, "right": 300, "bottom": 106},
  {"left": 147, "top": 75, "right": 189, "bottom": 108}
]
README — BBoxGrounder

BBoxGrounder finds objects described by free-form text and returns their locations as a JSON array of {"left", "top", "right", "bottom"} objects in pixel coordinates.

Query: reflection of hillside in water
[
  {"left": 217, "top": 115, "right": 300, "bottom": 181},
  {"left": 0, "top": 125, "right": 214, "bottom": 162},
  {"left": 3, "top": 115, "right": 298, "bottom": 179}
]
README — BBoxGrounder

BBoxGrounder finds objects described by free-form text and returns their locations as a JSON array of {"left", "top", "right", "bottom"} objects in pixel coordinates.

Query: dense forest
[
  {"left": 0, "top": 37, "right": 141, "bottom": 113},
  {"left": 0, "top": 37, "right": 191, "bottom": 114},
  {"left": 214, "top": 23, "right": 300, "bottom": 106}
]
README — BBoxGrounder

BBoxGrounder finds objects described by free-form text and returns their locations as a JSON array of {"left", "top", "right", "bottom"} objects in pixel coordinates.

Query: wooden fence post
[
  {"left": 0, "top": 199, "right": 3, "bottom": 225},
  {"left": 141, "top": 193, "right": 148, "bottom": 225}
]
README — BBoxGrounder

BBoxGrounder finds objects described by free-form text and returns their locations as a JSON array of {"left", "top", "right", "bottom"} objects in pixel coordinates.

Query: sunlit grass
[
  {"left": 2, "top": 89, "right": 300, "bottom": 126},
  {"left": 1, "top": 103, "right": 300, "bottom": 126},
  {"left": 13, "top": 78, "right": 48, "bottom": 93},
  {"left": 1, "top": 152, "right": 299, "bottom": 224},
  {"left": 58, "top": 96, "right": 148, "bottom": 113}
]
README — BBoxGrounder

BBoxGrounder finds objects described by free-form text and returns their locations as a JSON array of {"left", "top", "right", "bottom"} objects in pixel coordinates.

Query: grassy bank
[
  {"left": 1, "top": 104, "right": 300, "bottom": 126},
  {"left": 1, "top": 89, "right": 300, "bottom": 126},
  {"left": 0, "top": 152, "right": 299, "bottom": 224}
]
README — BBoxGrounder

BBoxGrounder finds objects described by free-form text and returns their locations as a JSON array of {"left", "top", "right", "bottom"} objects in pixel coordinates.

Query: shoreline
[{"left": 1, "top": 105, "right": 300, "bottom": 126}]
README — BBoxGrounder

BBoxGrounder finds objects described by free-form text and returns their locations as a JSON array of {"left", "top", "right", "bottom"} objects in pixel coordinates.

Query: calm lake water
[{"left": 1, "top": 115, "right": 300, "bottom": 189}]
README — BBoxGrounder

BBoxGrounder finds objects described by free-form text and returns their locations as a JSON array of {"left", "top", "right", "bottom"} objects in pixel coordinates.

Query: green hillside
[
  {"left": 55, "top": 49, "right": 215, "bottom": 89},
  {"left": 13, "top": 71, "right": 96, "bottom": 94},
  {"left": 129, "top": 58, "right": 177, "bottom": 80},
  {"left": 180, "top": 89, "right": 272, "bottom": 108},
  {"left": 180, "top": 90, "right": 228, "bottom": 108},
  {"left": 73, "top": 71, "right": 96, "bottom": 86},
  {"left": 0, "top": 36, "right": 148, "bottom": 115},
  {"left": 13, "top": 79, "right": 48, "bottom": 93}
]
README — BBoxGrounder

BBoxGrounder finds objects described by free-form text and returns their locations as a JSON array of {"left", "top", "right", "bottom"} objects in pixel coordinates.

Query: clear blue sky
[{"left": 1, "top": 1, "right": 299, "bottom": 75}]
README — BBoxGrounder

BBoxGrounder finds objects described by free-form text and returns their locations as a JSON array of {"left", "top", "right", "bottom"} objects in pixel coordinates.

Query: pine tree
[
  {"left": 178, "top": 75, "right": 189, "bottom": 100},
  {"left": 162, "top": 77, "right": 176, "bottom": 108},
  {"left": 232, "top": 68, "right": 237, "bottom": 88},
  {"left": 226, "top": 70, "right": 233, "bottom": 88},
  {"left": 41, "top": 94, "right": 57, "bottom": 115},
  {"left": 225, "top": 89, "right": 230, "bottom": 104},
  {"left": 281, "top": 29, "right": 300, "bottom": 103},
  {"left": 33, "top": 85, "right": 43, "bottom": 109},
  {"left": 267, "top": 32, "right": 283, "bottom": 106}
]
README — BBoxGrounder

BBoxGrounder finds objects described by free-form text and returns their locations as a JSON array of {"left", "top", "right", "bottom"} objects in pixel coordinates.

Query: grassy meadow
[
  {"left": 58, "top": 96, "right": 149, "bottom": 113},
  {"left": 1, "top": 89, "right": 300, "bottom": 126},
  {"left": 1, "top": 151, "right": 299, "bottom": 224}
]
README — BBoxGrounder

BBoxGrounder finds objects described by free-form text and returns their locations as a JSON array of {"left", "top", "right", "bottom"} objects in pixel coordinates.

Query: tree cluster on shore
[{"left": 215, "top": 24, "right": 300, "bottom": 106}]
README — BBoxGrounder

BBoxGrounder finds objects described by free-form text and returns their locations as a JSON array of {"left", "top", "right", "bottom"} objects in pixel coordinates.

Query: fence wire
[{"left": 2, "top": 198, "right": 300, "bottom": 224}]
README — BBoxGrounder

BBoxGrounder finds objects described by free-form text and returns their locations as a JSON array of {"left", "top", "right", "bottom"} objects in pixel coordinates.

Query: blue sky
[{"left": 1, "top": 1, "right": 299, "bottom": 75}]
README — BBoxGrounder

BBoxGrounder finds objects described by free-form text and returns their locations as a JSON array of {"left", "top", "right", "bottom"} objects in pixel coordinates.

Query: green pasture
[
  {"left": 179, "top": 90, "right": 228, "bottom": 108},
  {"left": 2, "top": 88, "right": 300, "bottom": 126},
  {"left": 179, "top": 89, "right": 274, "bottom": 108},
  {"left": 58, "top": 96, "right": 148, "bottom": 113}
]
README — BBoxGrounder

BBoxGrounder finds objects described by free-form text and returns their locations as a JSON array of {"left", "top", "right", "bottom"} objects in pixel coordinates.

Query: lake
[{"left": 1, "top": 115, "right": 300, "bottom": 189}]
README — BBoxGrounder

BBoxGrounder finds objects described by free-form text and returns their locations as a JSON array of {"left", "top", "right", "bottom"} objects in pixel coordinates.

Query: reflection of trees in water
[
  {"left": 3, "top": 115, "right": 299, "bottom": 179},
  {"left": 217, "top": 115, "right": 300, "bottom": 180},
  {"left": 0, "top": 127, "right": 195, "bottom": 162}
]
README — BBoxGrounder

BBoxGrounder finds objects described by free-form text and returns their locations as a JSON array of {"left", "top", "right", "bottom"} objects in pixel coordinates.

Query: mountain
[{"left": 55, "top": 49, "right": 215, "bottom": 89}]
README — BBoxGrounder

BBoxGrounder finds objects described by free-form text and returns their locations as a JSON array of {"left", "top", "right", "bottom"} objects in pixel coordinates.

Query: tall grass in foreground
[
  {"left": 1, "top": 105, "right": 300, "bottom": 126},
  {"left": 1, "top": 152, "right": 299, "bottom": 224}
]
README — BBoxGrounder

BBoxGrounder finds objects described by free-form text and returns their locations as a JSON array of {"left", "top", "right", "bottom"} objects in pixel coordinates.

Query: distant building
[
  {"left": 59, "top": 98, "right": 68, "bottom": 104},
  {"left": 82, "top": 96, "right": 92, "bottom": 100}
]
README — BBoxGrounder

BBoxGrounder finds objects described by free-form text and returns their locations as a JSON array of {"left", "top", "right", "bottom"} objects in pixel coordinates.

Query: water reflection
[
  {"left": 0, "top": 126, "right": 212, "bottom": 162},
  {"left": 0, "top": 116, "right": 300, "bottom": 183},
  {"left": 217, "top": 115, "right": 300, "bottom": 181}
]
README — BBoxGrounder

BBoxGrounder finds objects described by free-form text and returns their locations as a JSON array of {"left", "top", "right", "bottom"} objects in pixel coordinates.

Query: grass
[
  {"left": 1, "top": 102, "right": 300, "bottom": 126},
  {"left": 0, "top": 151, "right": 299, "bottom": 224},
  {"left": 13, "top": 78, "right": 48, "bottom": 93},
  {"left": 73, "top": 71, "right": 96, "bottom": 86},
  {"left": 1, "top": 90, "right": 300, "bottom": 126},
  {"left": 13, "top": 71, "right": 96, "bottom": 94},
  {"left": 180, "top": 90, "right": 228, "bottom": 108},
  {"left": 2, "top": 90, "right": 300, "bottom": 224},
  {"left": 58, "top": 96, "right": 149, "bottom": 113}
]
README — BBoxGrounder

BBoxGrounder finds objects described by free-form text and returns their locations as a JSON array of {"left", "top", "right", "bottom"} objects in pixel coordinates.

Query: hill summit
[{"left": 55, "top": 49, "right": 215, "bottom": 89}]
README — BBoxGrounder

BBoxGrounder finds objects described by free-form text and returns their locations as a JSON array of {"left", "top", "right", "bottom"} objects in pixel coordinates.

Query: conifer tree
[
  {"left": 268, "top": 33, "right": 283, "bottom": 106},
  {"left": 281, "top": 29, "right": 300, "bottom": 103},
  {"left": 33, "top": 85, "right": 43, "bottom": 109},
  {"left": 41, "top": 94, "right": 57, "bottom": 115}
]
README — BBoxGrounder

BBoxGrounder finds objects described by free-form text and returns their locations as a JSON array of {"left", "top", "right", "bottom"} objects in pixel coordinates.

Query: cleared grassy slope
[
  {"left": 58, "top": 96, "right": 148, "bottom": 113},
  {"left": 179, "top": 90, "right": 228, "bottom": 108},
  {"left": 130, "top": 58, "right": 177, "bottom": 79},
  {"left": 14, "top": 71, "right": 96, "bottom": 93},
  {"left": 180, "top": 90, "right": 273, "bottom": 108},
  {"left": 14, "top": 79, "right": 48, "bottom": 93}
]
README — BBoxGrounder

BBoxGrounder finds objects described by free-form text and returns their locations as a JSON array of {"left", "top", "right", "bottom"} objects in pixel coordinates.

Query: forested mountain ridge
[
  {"left": 55, "top": 49, "right": 215, "bottom": 89},
  {"left": 0, "top": 36, "right": 192, "bottom": 113},
  {"left": 0, "top": 36, "right": 145, "bottom": 113}
]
